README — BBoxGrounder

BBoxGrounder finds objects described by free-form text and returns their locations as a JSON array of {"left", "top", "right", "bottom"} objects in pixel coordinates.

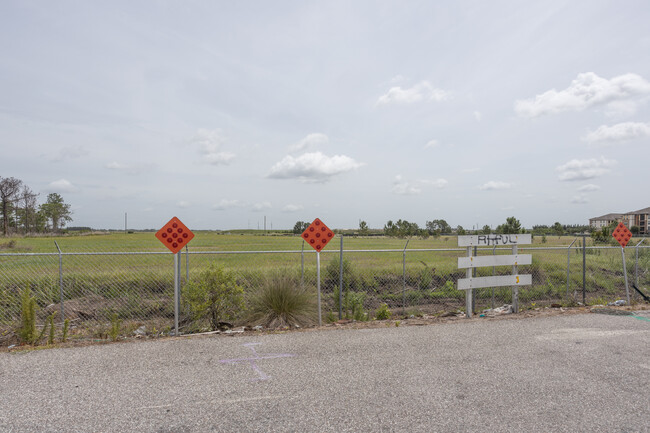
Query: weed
[
  {"left": 375, "top": 303, "right": 392, "bottom": 320},
  {"left": 326, "top": 311, "right": 337, "bottom": 323},
  {"left": 18, "top": 288, "right": 37, "bottom": 344},
  {"left": 184, "top": 264, "right": 245, "bottom": 331},
  {"left": 245, "top": 273, "right": 316, "bottom": 328},
  {"left": 109, "top": 314, "right": 121, "bottom": 341},
  {"left": 62, "top": 319, "right": 69, "bottom": 342},
  {"left": 48, "top": 313, "right": 55, "bottom": 345},
  {"left": 395, "top": 320, "right": 401, "bottom": 327}
]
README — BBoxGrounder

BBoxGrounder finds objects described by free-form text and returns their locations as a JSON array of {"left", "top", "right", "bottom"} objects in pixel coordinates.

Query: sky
[{"left": 1, "top": 0, "right": 649, "bottom": 231}]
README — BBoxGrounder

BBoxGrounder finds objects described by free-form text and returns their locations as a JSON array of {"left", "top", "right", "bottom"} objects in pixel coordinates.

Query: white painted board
[
  {"left": 457, "top": 274, "right": 532, "bottom": 290},
  {"left": 457, "top": 254, "right": 532, "bottom": 269},
  {"left": 457, "top": 234, "right": 532, "bottom": 247}
]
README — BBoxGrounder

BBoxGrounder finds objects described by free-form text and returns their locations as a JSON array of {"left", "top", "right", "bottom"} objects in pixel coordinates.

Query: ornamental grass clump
[{"left": 246, "top": 273, "right": 317, "bottom": 329}]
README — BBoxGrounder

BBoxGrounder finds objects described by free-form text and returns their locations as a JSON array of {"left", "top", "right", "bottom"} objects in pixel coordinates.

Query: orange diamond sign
[
  {"left": 302, "top": 218, "right": 334, "bottom": 252},
  {"left": 612, "top": 222, "right": 632, "bottom": 248},
  {"left": 156, "top": 216, "right": 195, "bottom": 254}
]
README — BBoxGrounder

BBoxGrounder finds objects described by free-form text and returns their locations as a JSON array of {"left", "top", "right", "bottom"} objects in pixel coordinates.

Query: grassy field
[{"left": 1, "top": 231, "right": 648, "bottom": 344}]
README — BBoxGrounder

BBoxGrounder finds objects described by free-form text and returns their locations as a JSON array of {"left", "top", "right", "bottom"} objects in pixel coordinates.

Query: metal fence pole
[
  {"left": 635, "top": 239, "right": 645, "bottom": 290},
  {"left": 338, "top": 235, "right": 343, "bottom": 320},
  {"left": 621, "top": 247, "right": 630, "bottom": 305},
  {"left": 472, "top": 245, "right": 477, "bottom": 314},
  {"left": 185, "top": 245, "right": 189, "bottom": 284},
  {"left": 465, "top": 246, "right": 472, "bottom": 318},
  {"left": 582, "top": 235, "right": 587, "bottom": 305},
  {"left": 54, "top": 241, "right": 64, "bottom": 323},
  {"left": 174, "top": 252, "right": 180, "bottom": 336},
  {"left": 300, "top": 241, "right": 304, "bottom": 289},
  {"left": 317, "top": 251, "right": 321, "bottom": 326},
  {"left": 402, "top": 239, "right": 410, "bottom": 315},
  {"left": 566, "top": 238, "right": 577, "bottom": 299}
]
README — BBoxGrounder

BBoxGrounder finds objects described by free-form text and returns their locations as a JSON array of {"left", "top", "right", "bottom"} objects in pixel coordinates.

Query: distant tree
[
  {"left": 18, "top": 185, "right": 38, "bottom": 234},
  {"left": 481, "top": 225, "right": 491, "bottom": 234},
  {"left": 40, "top": 193, "right": 72, "bottom": 233},
  {"left": 456, "top": 225, "right": 466, "bottom": 235},
  {"left": 630, "top": 225, "right": 640, "bottom": 235},
  {"left": 0, "top": 177, "right": 23, "bottom": 236},
  {"left": 292, "top": 221, "right": 309, "bottom": 235},
  {"left": 425, "top": 219, "right": 451, "bottom": 236},
  {"left": 552, "top": 222, "right": 564, "bottom": 236},
  {"left": 496, "top": 216, "right": 522, "bottom": 234},
  {"left": 358, "top": 220, "right": 369, "bottom": 236},
  {"left": 383, "top": 219, "right": 420, "bottom": 238}
]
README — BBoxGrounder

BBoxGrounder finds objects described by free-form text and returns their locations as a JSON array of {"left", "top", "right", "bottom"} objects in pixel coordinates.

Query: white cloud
[
  {"left": 191, "top": 128, "right": 236, "bottom": 165},
  {"left": 424, "top": 139, "right": 439, "bottom": 149},
  {"left": 514, "top": 72, "right": 650, "bottom": 117},
  {"left": 376, "top": 81, "right": 449, "bottom": 106},
  {"left": 105, "top": 161, "right": 151, "bottom": 175},
  {"left": 479, "top": 181, "right": 511, "bottom": 191},
  {"left": 391, "top": 175, "right": 421, "bottom": 195},
  {"left": 556, "top": 156, "right": 616, "bottom": 181},
  {"left": 252, "top": 201, "right": 272, "bottom": 212},
  {"left": 268, "top": 151, "right": 364, "bottom": 182},
  {"left": 420, "top": 178, "right": 448, "bottom": 188},
  {"left": 282, "top": 204, "right": 304, "bottom": 212},
  {"left": 178, "top": 201, "right": 190, "bottom": 208},
  {"left": 46, "top": 179, "right": 78, "bottom": 193},
  {"left": 582, "top": 122, "right": 650, "bottom": 144},
  {"left": 473, "top": 111, "right": 482, "bottom": 121},
  {"left": 577, "top": 184, "right": 600, "bottom": 192},
  {"left": 289, "top": 133, "right": 329, "bottom": 152},
  {"left": 571, "top": 195, "right": 589, "bottom": 204},
  {"left": 212, "top": 199, "right": 245, "bottom": 210}
]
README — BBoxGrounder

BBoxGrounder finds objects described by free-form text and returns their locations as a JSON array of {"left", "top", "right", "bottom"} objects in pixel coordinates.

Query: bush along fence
[{"left": 1, "top": 239, "right": 649, "bottom": 345}]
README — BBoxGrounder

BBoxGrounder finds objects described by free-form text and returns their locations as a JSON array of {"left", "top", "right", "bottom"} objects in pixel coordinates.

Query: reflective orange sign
[
  {"left": 301, "top": 218, "right": 334, "bottom": 252},
  {"left": 155, "top": 216, "right": 195, "bottom": 254},
  {"left": 611, "top": 222, "right": 632, "bottom": 248}
]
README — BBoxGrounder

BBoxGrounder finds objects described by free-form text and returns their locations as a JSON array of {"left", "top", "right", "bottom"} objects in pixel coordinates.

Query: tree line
[
  {"left": 0, "top": 176, "right": 73, "bottom": 236},
  {"left": 293, "top": 216, "right": 592, "bottom": 239}
]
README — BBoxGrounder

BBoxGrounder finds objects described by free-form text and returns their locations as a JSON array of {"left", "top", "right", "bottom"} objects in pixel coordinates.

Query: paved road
[{"left": 1, "top": 311, "right": 649, "bottom": 433}]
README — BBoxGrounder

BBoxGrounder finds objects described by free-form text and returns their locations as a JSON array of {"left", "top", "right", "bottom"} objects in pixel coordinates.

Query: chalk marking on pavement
[{"left": 220, "top": 343, "right": 296, "bottom": 382}]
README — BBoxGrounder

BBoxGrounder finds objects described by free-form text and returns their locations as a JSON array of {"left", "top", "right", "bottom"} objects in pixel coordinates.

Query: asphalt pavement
[{"left": 1, "top": 311, "right": 649, "bottom": 432}]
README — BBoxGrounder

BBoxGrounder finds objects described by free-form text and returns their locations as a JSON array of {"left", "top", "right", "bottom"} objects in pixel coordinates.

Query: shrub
[
  {"left": 375, "top": 303, "right": 392, "bottom": 320},
  {"left": 245, "top": 273, "right": 316, "bottom": 328},
  {"left": 184, "top": 264, "right": 245, "bottom": 331},
  {"left": 334, "top": 288, "right": 367, "bottom": 321}
]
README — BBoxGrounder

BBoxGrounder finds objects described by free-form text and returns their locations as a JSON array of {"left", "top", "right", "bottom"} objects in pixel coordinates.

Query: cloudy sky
[{"left": 1, "top": 1, "right": 649, "bottom": 230}]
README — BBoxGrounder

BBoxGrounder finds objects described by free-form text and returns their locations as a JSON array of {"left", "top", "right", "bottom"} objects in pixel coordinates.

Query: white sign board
[
  {"left": 457, "top": 274, "right": 532, "bottom": 290},
  {"left": 458, "top": 254, "right": 532, "bottom": 269},
  {"left": 458, "top": 234, "right": 531, "bottom": 247}
]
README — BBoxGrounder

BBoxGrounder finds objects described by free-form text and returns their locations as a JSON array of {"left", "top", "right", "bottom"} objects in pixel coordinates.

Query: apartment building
[{"left": 589, "top": 207, "right": 650, "bottom": 234}]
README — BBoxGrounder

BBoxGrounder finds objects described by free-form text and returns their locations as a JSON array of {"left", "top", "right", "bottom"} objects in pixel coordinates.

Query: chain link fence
[{"left": 1, "top": 240, "right": 649, "bottom": 344}]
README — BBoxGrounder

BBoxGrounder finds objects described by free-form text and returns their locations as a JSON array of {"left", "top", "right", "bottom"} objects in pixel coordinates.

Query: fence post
[
  {"left": 582, "top": 234, "right": 587, "bottom": 305},
  {"left": 300, "top": 241, "right": 304, "bottom": 288},
  {"left": 491, "top": 245, "right": 496, "bottom": 309},
  {"left": 512, "top": 244, "right": 518, "bottom": 314},
  {"left": 402, "top": 239, "right": 410, "bottom": 315},
  {"left": 465, "top": 246, "right": 472, "bottom": 318},
  {"left": 566, "top": 238, "right": 577, "bottom": 300},
  {"left": 185, "top": 245, "right": 189, "bottom": 284},
  {"left": 635, "top": 239, "right": 645, "bottom": 291},
  {"left": 338, "top": 235, "right": 344, "bottom": 320},
  {"left": 54, "top": 241, "right": 64, "bottom": 324}
]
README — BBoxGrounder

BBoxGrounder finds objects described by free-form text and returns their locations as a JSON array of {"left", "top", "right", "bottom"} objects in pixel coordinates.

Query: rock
[
  {"left": 253, "top": 325, "right": 263, "bottom": 331},
  {"left": 551, "top": 303, "right": 562, "bottom": 308},
  {"left": 134, "top": 326, "right": 147, "bottom": 336},
  {"left": 483, "top": 304, "right": 513, "bottom": 316},
  {"left": 608, "top": 300, "right": 626, "bottom": 307},
  {"left": 440, "top": 311, "right": 456, "bottom": 318}
]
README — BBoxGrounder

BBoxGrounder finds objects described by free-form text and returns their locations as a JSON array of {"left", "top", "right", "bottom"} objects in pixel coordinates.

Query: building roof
[
  {"left": 589, "top": 213, "right": 623, "bottom": 221},
  {"left": 625, "top": 207, "right": 650, "bottom": 215}
]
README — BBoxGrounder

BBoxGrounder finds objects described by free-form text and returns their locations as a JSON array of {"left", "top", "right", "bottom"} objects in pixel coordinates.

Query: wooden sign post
[{"left": 457, "top": 234, "right": 532, "bottom": 317}]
